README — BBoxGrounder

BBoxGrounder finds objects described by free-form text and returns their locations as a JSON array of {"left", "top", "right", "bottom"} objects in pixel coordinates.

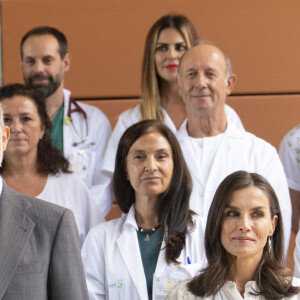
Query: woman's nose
[
  {"left": 10, "top": 120, "right": 22, "bottom": 132},
  {"left": 238, "top": 216, "right": 251, "bottom": 232},
  {"left": 145, "top": 157, "right": 158, "bottom": 172},
  {"left": 168, "top": 46, "right": 177, "bottom": 59}
]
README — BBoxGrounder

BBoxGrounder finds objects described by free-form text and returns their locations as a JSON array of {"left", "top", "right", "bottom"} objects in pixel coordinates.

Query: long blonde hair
[{"left": 140, "top": 14, "right": 198, "bottom": 121}]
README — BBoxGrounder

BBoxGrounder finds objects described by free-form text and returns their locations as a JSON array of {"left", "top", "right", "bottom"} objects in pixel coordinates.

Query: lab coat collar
[
  {"left": 176, "top": 118, "right": 245, "bottom": 142},
  {"left": 122, "top": 205, "right": 138, "bottom": 231},
  {"left": 63, "top": 88, "right": 71, "bottom": 116},
  {"left": 118, "top": 205, "right": 172, "bottom": 291},
  {"left": 117, "top": 205, "right": 148, "bottom": 299}
]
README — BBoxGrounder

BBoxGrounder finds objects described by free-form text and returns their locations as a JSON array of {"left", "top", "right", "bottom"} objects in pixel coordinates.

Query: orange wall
[
  {"left": 3, "top": 0, "right": 300, "bottom": 97},
  {"left": 2, "top": 0, "right": 300, "bottom": 150}
]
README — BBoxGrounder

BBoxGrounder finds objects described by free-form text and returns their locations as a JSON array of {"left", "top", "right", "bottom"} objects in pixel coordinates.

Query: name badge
[{"left": 69, "top": 148, "right": 91, "bottom": 180}]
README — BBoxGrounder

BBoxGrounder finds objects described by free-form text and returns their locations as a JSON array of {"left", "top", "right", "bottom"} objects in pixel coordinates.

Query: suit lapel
[{"left": 0, "top": 185, "right": 35, "bottom": 299}]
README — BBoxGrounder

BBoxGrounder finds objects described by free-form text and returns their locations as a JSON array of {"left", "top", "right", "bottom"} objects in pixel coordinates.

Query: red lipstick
[{"left": 165, "top": 64, "right": 178, "bottom": 71}]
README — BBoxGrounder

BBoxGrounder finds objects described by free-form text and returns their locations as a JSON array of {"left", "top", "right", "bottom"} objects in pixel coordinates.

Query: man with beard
[
  {"left": 0, "top": 104, "right": 88, "bottom": 300},
  {"left": 176, "top": 40, "right": 292, "bottom": 255},
  {"left": 20, "top": 26, "right": 112, "bottom": 217}
]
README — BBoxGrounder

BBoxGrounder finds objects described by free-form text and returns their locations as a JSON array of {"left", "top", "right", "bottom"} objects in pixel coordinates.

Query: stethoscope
[{"left": 64, "top": 97, "right": 95, "bottom": 147}]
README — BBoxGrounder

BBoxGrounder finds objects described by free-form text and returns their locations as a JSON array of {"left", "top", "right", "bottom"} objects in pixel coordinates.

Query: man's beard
[{"left": 25, "top": 73, "right": 61, "bottom": 101}]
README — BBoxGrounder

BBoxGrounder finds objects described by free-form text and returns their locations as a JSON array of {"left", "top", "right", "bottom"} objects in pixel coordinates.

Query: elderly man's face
[{"left": 177, "top": 44, "right": 235, "bottom": 115}]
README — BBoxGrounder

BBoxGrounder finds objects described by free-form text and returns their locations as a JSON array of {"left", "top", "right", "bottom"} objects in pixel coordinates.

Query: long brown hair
[
  {"left": 141, "top": 14, "right": 198, "bottom": 122},
  {"left": 188, "top": 171, "right": 299, "bottom": 299},
  {"left": 113, "top": 120, "right": 194, "bottom": 264}
]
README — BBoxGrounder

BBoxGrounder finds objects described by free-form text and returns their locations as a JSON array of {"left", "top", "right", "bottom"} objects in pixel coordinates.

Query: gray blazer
[{"left": 0, "top": 184, "right": 88, "bottom": 300}]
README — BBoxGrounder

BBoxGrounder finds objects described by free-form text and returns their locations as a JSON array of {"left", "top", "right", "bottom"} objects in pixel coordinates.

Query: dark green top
[
  {"left": 137, "top": 229, "right": 164, "bottom": 300},
  {"left": 50, "top": 105, "right": 64, "bottom": 153}
]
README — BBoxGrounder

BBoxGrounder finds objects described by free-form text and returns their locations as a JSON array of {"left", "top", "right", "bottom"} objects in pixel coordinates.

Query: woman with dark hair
[
  {"left": 167, "top": 171, "right": 300, "bottom": 299},
  {"left": 0, "top": 83, "right": 104, "bottom": 246},
  {"left": 82, "top": 120, "right": 207, "bottom": 300},
  {"left": 98, "top": 13, "right": 244, "bottom": 215}
]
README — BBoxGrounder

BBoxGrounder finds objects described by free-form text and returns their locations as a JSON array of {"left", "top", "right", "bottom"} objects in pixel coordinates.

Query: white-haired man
[{"left": 176, "top": 41, "right": 291, "bottom": 253}]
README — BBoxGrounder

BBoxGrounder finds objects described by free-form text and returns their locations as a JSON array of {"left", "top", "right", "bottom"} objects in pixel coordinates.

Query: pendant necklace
[{"left": 138, "top": 225, "right": 161, "bottom": 242}]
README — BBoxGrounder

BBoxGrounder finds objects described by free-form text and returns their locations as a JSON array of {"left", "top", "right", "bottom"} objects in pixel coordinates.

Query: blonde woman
[{"left": 98, "top": 14, "right": 243, "bottom": 211}]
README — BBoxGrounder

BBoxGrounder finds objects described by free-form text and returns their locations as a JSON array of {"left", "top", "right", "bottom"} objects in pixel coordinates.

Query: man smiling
[
  {"left": 176, "top": 41, "right": 291, "bottom": 254},
  {"left": 20, "top": 26, "right": 112, "bottom": 216}
]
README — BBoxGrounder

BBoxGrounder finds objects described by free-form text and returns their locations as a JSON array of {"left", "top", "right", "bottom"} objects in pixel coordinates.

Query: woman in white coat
[
  {"left": 0, "top": 84, "right": 104, "bottom": 246},
  {"left": 167, "top": 171, "right": 300, "bottom": 299},
  {"left": 99, "top": 14, "right": 244, "bottom": 210},
  {"left": 82, "top": 120, "right": 207, "bottom": 300}
]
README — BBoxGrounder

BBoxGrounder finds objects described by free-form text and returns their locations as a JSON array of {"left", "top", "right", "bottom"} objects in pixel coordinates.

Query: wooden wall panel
[
  {"left": 2, "top": 0, "right": 300, "bottom": 97},
  {"left": 81, "top": 94, "right": 300, "bottom": 150},
  {"left": 227, "top": 95, "right": 300, "bottom": 149}
]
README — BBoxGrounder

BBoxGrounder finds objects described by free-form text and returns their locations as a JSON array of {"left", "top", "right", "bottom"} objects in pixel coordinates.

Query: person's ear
[
  {"left": 62, "top": 53, "right": 71, "bottom": 72},
  {"left": 40, "top": 124, "right": 46, "bottom": 139},
  {"left": 268, "top": 215, "right": 278, "bottom": 236},
  {"left": 1, "top": 126, "right": 10, "bottom": 151},
  {"left": 225, "top": 74, "right": 236, "bottom": 96}
]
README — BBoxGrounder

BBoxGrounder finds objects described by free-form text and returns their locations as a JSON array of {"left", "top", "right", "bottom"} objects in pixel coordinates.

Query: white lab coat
[
  {"left": 177, "top": 120, "right": 291, "bottom": 254},
  {"left": 82, "top": 205, "right": 207, "bottom": 300},
  {"left": 36, "top": 172, "right": 104, "bottom": 246},
  {"left": 279, "top": 123, "right": 300, "bottom": 192},
  {"left": 63, "top": 89, "right": 112, "bottom": 216},
  {"left": 97, "top": 103, "right": 244, "bottom": 214}
]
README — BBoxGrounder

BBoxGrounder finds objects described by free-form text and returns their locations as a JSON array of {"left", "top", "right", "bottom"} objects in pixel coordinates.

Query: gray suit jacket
[{"left": 0, "top": 184, "right": 88, "bottom": 300}]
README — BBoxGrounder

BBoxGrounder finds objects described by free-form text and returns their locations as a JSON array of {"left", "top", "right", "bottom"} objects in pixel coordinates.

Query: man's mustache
[{"left": 29, "top": 73, "right": 52, "bottom": 81}]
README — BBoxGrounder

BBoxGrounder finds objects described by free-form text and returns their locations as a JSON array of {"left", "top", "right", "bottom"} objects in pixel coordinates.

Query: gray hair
[{"left": 177, "top": 40, "right": 233, "bottom": 85}]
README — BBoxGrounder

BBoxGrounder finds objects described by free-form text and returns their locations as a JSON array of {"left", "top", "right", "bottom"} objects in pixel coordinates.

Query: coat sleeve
[
  {"left": 72, "top": 175, "right": 105, "bottom": 246},
  {"left": 81, "top": 227, "right": 106, "bottom": 300},
  {"left": 88, "top": 108, "right": 113, "bottom": 217},
  {"left": 92, "top": 108, "right": 133, "bottom": 216},
  {"left": 48, "top": 209, "right": 88, "bottom": 300}
]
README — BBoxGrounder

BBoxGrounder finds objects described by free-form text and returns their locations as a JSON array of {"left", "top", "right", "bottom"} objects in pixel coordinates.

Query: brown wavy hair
[
  {"left": 113, "top": 120, "right": 194, "bottom": 264},
  {"left": 0, "top": 83, "right": 70, "bottom": 175},
  {"left": 141, "top": 14, "right": 198, "bottom": 122},
  {"left": 188, "top": 170, "right": 299, "bottom": 299}
]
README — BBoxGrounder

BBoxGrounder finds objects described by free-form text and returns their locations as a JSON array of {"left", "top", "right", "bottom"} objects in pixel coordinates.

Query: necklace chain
[{"left": 138, "top": 225, "right": 161, "bottom": 242}]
